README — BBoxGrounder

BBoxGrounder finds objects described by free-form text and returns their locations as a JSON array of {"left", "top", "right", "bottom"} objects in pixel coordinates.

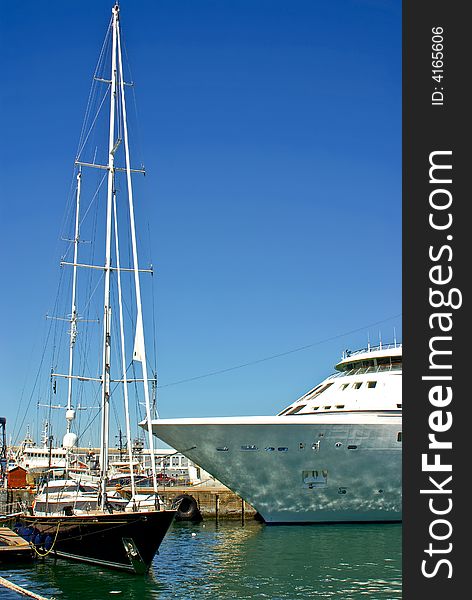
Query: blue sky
[{"left": 0, "top": 0, "right": 401, "bottom": 447}]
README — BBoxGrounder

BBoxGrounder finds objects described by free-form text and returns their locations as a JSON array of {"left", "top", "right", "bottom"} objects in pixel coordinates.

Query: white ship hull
[{"left": 151, "top": 412, "right": 402, "bottom": 523}]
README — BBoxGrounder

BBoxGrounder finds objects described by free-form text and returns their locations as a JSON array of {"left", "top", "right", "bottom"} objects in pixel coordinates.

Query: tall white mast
[
  {"left": 62, "top": 170, "right": 82, "bottom": 473},
  {"left": 116, "top": 9, "right": 159, "bottom": 494},
  {"left": 99, "top": 3, "right": 119, "bottom": 509},
  {"left": 65, "top": 171, "right": 81, "bottom": 434}
]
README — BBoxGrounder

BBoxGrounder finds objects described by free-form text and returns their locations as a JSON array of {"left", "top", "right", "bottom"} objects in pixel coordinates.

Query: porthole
[
  {"left": 347, "top": 445, "right": 358, "bottom": 450},
  {"left": 216, "top": 447, "right": 229, "bottom": 452},
  {"left": 335, "top": 442, "right": 343, "bottom": 448}
]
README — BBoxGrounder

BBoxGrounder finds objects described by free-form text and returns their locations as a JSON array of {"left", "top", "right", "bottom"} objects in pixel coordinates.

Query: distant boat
[
  {"left": 14, "top": 425, "right": 69, "bottom": 475},
  {"left": 150, "top": 343, "right": 402, "bottom": 524},
  {"left": 15, "top": 4, "right": 176, "bottom": 573}
]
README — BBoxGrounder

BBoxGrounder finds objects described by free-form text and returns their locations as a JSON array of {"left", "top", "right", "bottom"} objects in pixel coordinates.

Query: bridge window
[
  {"left": 310, "top": 382, "right": 334, "bottom": 398},
  {"left": 286, "top": 404, "right": 306, "bottom": 415}
]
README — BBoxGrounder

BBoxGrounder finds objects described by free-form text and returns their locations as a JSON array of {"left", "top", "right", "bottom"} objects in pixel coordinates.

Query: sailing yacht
[
  {"left": 150, "top": 343, "right": 402, "bottom": 523},
  {"left": 15, "top": 4, "right": 176, "bottom": 573}
]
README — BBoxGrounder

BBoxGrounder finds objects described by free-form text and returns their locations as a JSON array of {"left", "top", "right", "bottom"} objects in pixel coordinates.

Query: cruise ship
[{"left": 149, "top": 343, "right": 402, "bottom": 523}]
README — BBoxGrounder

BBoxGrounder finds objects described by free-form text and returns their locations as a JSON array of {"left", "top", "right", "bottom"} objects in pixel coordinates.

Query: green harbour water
[{"left": 2, "top": 521, "right": 401, "bottom": 599}]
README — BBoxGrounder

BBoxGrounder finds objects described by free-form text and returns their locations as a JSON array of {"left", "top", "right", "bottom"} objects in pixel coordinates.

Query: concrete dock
[{"left": 155, "top": 486, "right": 258, "bottom": 521}]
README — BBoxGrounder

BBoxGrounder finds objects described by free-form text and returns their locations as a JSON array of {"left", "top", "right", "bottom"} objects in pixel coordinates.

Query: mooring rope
[
  {"left": 29, "top": 521, "right": 61, "bottom": 558},
  {"left": 0, "top": 575, "right": 52, "bottom": 600}
]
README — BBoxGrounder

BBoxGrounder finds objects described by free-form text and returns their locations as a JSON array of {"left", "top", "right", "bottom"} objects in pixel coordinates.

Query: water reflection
[{"left": 2, "top": 521, "right": 401, "bottom": 599}]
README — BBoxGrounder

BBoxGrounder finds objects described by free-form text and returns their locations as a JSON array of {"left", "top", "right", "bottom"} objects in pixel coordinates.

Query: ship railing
[
  {"left": 329, "top": 363, "right": 402, "bottom": 378},
  {"left": 341, "top": 342, "right": 402, "bottom": 359}
]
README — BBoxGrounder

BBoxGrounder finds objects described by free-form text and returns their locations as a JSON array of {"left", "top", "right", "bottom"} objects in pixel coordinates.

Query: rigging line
[
  {"left": 148, "top": 221, "right": 158, "bottom": 380},
  {"left": 75, "top": 394, "right": 102, "bottom": 444},
  {"left": 157, "top": 313, "right": 403, "bottom": 389},
  {"left": 76, "top": 17, "right": 112, "bottom": 159},
  {"left": 109, "top": 285, "right": 125, "bottom": 432},
  {"left": 79, "top": 171, "right": 108, "bottom": 226},
  {"left": 12, "top": 269, "right": 67, "bottom": 445},
  {"left": 76, "top": 86, "right": 111, "bottom": 161},
  {"left": 80, "top": 272, "right": 105, "bottom": 315},
  {"left": 123, "top": 37, "right": 145, "bottom": 170},
  {"left": 72, "top": 187, "right": 101, "bottom": 404},
  {"left": 55, "top": 26, "right": 112, "bottom": 271}
]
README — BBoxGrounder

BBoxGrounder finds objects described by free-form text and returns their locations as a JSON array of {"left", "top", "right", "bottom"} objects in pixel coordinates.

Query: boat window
[
  {"left": 353, "top": 382, "right": 362, "bottom": 389},
  {"left": 397, "top": 432, "right": 402, "bottom": 442},
  {"left": 335, "top": 404, "right": 345, "bottom": 409},
  {"left": 278, "top": 406, "right": 294, "bottom": 416},
  {"left": 341, "top": 383, "right": 349, "bottom": 390},
  {"left": 265, "top": 447, "right": 275, "bottom": 452},
  {"left": 323, "top": 406, "right": 332, "bottom": 410},
  {"left": 216, "top": 447, "right": 229, "bottom": 452},
  {"left": 172, "top": 457, "right": 179, "bottom": 466},
  {"left": 312, "top": 406, "right": 320, "bottom": 411},
  {"left": 397, "top": 403, "right": 402, "bottom": 408},
  {"left": 286, "top": 404, "right": 306, "bottom": 415},
  {"left": 240, "top": 445, "right": 258, "bottom": 451},
  {"left": 367, "top": 381, "right": 377, "bottom": 388},
  {"left": 310, "top": 382, "right": 334, "bottom": 398},
  {"left": 347, "top": 445, "right": 358, "bottom": 450},
  {"left": 306, "top": 384, "right": 323, "bottom": 397},
  {"left": 181, "top": 457, "right": 188, "bottom": 466},
  {"left": 277, "top": 447, "right": 288, "bottom": 452}
]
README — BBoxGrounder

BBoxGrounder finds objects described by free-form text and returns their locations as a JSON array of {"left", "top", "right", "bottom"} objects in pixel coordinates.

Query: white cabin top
[{"left": 277, "top": 343, "right": 402, "bottom": 417}]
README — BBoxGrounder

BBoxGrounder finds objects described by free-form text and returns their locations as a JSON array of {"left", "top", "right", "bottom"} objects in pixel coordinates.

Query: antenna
[
  {"left": 379, "top": 330, "right": 382, "bottom": 349},
  {"left": 393, "top": 327, "right": 397, "bottom": 347},
  {"left": 367, "top": 331, "right": 371, "bottom": 351}
]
